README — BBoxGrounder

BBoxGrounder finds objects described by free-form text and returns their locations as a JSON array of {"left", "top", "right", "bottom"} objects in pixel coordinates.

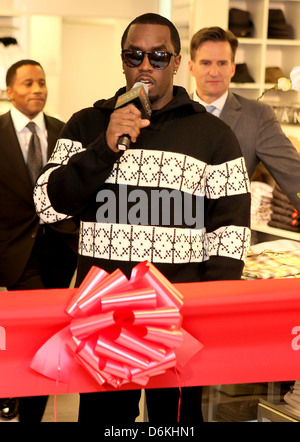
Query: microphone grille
[{"left": 132, "top": 82, "right": 149, "bottom": 94}]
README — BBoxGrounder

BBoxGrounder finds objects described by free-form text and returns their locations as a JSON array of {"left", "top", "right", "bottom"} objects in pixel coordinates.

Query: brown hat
[
  {"left": 229, "top": 8, "right": 254, "bottom": 38},
  {"left": 265, "top": 67, "right": 285, "bottom": 83},
  {"left": 232, "top": 63, "right": 255, "bottom": 83},
  {"left": 268, "top": 9, "right": 293, "bottom": 39}
]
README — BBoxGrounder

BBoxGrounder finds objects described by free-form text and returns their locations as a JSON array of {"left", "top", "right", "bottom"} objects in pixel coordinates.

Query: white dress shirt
[{"left": 192, "top": 91, "right": 228, "bottom": 118}]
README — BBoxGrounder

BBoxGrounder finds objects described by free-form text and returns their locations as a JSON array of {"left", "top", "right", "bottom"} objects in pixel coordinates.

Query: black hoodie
[{"left": 34, "top": 86, "right": 251, "bottom": 285}]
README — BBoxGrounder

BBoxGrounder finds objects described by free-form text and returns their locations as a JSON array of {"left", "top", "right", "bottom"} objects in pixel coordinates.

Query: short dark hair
[
  {"left": 6, "top": 59, "right": 44, "bottom": 87},
  {"left": 190, "top": 27, "right": 238, "bottom": 62},
  {"left": 121, "top": 13, "right": 181, "bottom": 55}
]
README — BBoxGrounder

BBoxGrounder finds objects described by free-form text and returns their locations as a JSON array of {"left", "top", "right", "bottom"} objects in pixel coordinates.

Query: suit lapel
[
  {"left": 0, "top": 112, "right": 33, "bottom": 190},
  {"left": 220, "top": 92, "right": 242, "bottom": 132},
  {"left": 44, "top": 115, "right": 58, "bottom": 159}
]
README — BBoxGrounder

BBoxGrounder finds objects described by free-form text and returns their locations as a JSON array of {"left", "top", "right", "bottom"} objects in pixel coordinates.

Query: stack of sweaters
[
  {"left": 250, "top": 181, "right": 273, "bottom": 225},
  {"left": 268, "top": 184, "right": 300, "bottom": 232}
]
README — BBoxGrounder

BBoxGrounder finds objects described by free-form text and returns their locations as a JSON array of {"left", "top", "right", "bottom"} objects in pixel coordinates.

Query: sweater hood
[{"left": 93, "top": 86, "right": 206, "bottom": 118}]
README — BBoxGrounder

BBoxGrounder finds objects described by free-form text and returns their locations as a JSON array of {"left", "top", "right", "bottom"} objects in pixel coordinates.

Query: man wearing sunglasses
[{"left": 34, "top": 13, "right": 251, "bottom": 423}]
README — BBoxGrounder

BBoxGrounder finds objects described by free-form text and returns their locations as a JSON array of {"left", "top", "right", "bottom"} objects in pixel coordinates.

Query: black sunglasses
[{"left": 122, "top": 49, "right": 177, "bottom": 70}]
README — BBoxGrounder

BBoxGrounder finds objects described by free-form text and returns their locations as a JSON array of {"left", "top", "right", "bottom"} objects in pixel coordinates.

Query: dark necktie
[{"left": 27, "top": 122, "right": 43, "bottom": 184}]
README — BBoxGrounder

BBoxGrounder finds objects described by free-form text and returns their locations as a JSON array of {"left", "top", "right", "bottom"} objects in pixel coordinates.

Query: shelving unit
[
  {"left": 251, "top": 222, "right": 300, "bottom": 241},
  {"left": 0, "top": 10, "right": 27, "bottom": 49},
  {"left": 230, "top": 0, "right": 300, "bottom": 104},
  {"left": 230, "top": 1, "right": 300, "bottom": 238},
  {"left": 171, "top": 0, "right": 300, "bottom": 240},
  {"left": 170, "top": 0, "right": 300, "bottom": 422},
  {"left": 0, "top": 9, "right": 27, "bottom": 106},
  {"left": 171, "top": 0, "right": 300, "bottom": 105}
]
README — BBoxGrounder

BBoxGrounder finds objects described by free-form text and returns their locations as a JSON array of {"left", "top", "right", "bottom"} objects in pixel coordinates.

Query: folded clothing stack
[
  {"left": 250, "top": 181, "right": 273, "bottom": 225},
  {"left": 284, "top": 381, "right": 300, "bottom": 414},
  {"left": 242, "top": 249, "right": 300, "bottom": 279},
  {"left": 268, "top": 185, "right": 299, "bottom": 232}
]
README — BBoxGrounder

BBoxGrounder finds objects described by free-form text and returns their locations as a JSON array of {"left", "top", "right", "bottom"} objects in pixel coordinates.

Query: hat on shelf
[
  {"left": 265, "top": 66, "right": 285, "bottom": 83},
  {"left": 0, "top": 37, "right": 25, "bottom": 92},
  {"left": 268, "top": 9, "right": 294, "bottom": 39},
  {"left": 229, "top": 8, "right": 254, "bottom": 38},
  {"left": 232, "top": 63, "right": 255, "bottom": 83},
  {"left": 0, "top": 37, "right": 18, "bottom": 46}
]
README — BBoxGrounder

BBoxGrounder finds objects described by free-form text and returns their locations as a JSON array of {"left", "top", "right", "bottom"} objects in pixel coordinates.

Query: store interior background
[
  {"left": 1, "top": 0, "right": 236, "bottom": 122},
  {"left": 1, "top": 0, "right": 181, "bottom": 122},
  {"left": 2, "top": 0, "right": 300, "bottom": 422}
]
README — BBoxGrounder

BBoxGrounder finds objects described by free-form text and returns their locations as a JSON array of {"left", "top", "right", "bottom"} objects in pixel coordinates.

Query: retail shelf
[{"left": 251, "top": 223, "right": 300, "bottom": 241}]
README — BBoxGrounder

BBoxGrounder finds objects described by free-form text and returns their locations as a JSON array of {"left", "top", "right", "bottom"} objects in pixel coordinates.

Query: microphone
[{"left": 114, "top": 82, "right": 152, "bottom": 151}]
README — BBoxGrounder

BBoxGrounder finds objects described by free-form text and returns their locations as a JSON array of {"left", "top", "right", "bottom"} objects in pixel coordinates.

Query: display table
[{"left": 258, "top": 398, "right": 300, "bottom": 422}]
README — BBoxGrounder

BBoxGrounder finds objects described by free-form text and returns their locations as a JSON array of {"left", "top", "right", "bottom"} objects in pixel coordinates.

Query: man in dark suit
[
  {"left": 0, "top": 60, "right": 78, "bottom": 421},
  {"left": 188, "top": 26, "right": 300, "bottom": 212}
]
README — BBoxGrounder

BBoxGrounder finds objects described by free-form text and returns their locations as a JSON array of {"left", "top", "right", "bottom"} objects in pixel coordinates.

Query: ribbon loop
[{"left": 31, "top": 261, "right": 203, "bottom": 389}]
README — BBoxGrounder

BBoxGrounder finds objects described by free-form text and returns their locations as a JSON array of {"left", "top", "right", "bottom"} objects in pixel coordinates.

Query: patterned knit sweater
[{"left": 34, "top": 86, "right": 251, "bottom": 285}]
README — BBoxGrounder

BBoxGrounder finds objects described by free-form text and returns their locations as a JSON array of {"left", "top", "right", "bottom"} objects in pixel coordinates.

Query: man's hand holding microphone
[{"left": 106, "top": 82, "right": 151, "bottom": 152}]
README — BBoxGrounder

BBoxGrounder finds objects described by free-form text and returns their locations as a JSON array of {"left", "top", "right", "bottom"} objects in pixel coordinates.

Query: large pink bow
[{"left": 31, "top": 261, "right": 203, "bottom": 388}]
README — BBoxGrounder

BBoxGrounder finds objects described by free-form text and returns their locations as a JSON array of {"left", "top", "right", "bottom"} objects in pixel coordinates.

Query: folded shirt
[
  {"left": 271, "top": 197, "right": 296, "bottom": 213},
  {"left": 250, "top": 181, "right": 272, "bottom": 225},
  {"left": 270, "top": 212, "right": 300, "bottom": 228},
  {"left": 242, "top": 250, "right": 300, "bottom": 279},
  {"left": 284, "top": 381, "right": 300, "bottom": 411},
  {"left": 272, "top": 185, "right": 295, "bottom": 206},
  {"left": 271, "top": 203, "right": 298, "bottom": 219},
  {"left": 268, "top": 184, "right": 299, "bottom": 232},
  {"left": 268, "top": 219, "right": 300, "bottom": 232}
]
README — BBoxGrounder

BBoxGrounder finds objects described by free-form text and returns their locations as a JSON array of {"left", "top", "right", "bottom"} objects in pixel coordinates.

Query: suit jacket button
[{"left": 31, "top": 231, "right": 37, "bottom": 238}]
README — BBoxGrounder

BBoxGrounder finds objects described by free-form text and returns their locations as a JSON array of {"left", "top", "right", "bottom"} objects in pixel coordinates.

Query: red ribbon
[{"left": 30, "top": 261, "right": 203, "bottom": 389}]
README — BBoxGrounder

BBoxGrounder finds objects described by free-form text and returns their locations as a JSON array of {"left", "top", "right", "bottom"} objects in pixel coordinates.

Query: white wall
[
  {"left": 13, "top": 0, "right": 160, "bottom": 19},
  {"left": 2, "top": 0, "right": 13, "bottom": 9},
  {"left": 59, "top": 18, "right": 128, "bottom": 121},
  {"left": 29, "top": 15, "right": 62, "bottom": 117}
]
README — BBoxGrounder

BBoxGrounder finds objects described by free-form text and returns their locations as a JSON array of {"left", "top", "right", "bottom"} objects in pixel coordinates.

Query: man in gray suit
[{"left": 188, "top": 26, "right": 300, "bottom": 211}]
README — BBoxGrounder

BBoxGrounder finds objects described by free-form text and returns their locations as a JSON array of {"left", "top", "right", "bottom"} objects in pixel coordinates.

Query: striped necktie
[{"left": 27, "top": 122, "right": 43, "bottom": 185}]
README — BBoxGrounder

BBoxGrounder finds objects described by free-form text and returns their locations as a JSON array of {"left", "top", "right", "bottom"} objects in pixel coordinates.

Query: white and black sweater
[{"left": 34, "top": 86, "right": 251, "bottom": 285}]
